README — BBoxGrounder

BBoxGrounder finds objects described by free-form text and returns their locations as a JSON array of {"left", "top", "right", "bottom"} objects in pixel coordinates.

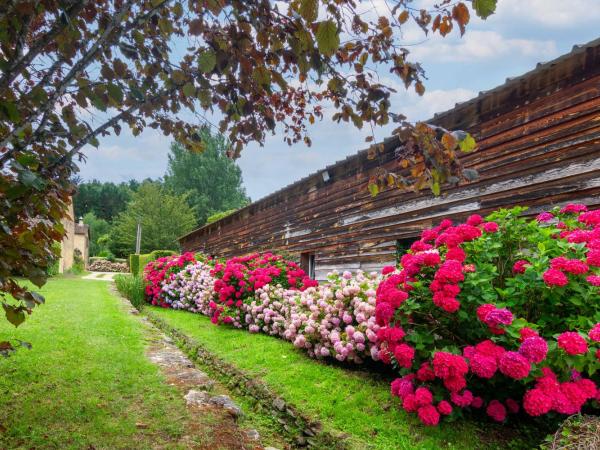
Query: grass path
[
  {"left": 0, "top": 277, "right": 192, "bottom": 449},
  {"left": 150, "top": 306, "right": 534, "bottom": 450}
]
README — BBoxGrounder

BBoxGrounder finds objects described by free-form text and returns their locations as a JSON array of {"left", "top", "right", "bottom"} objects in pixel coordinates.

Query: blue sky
[{"left": 78, "top": 0, "right": 600, "bottom": 201}]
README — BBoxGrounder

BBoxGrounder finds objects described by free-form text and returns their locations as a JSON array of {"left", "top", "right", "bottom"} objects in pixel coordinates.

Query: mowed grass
[
  {"left": 149, "top": 307, "right": 532, "bottom": 450},
  {"left": 0, "top": 277, "right": 190, "bottom": 449}
]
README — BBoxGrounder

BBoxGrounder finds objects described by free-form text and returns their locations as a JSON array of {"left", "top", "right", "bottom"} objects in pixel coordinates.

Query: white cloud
[
  {"left": 493, "top": 0, "right": 600, "bottom": 27},
  {"left": 409, "top": 30, "right": 557, "bottom": 63},
  {"left": 390, "top": 86, "right": 476, "bottom": 121}
]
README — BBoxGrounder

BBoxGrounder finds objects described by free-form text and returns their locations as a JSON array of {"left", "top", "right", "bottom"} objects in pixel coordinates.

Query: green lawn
[
  {"left": 0, "top": 277, "right": 190, "bottom": 449},
  {"left": 149, "top": 307, "right": 533, "bottom": 450}
]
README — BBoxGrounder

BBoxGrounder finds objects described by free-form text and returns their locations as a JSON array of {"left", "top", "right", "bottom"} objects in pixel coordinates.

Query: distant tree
[
  {"left": 109, "top": 182, "right": 196, "bottom": 257},
  {"left": 74, "top": 180, "right": 133, "bottom": 222},
  {"left": 82, "top": 212, "right": 111, "bottom": 256},
  {"left": 165, "top": 129, "right": 249, "bottom": 225}
]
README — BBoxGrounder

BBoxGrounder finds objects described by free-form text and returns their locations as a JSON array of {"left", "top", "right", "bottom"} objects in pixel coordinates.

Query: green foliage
[
  {"left": 129, "top": 254, "right": 140, "bottom": 276},
  {"left": 164, "top": 130, "right": 249, "bottom": 226},
  {"left": 109, "top": 182, "right": 196, "bottom": 258},
  {"left": 97, "top": 249, "right": 114, "bottom": 260},
  {"left": 82, "top": 212, "right": 111, "bottom": 256},
  {"left": 69, "top": 249, "right": 85, "bottom": 275},
  {"left": 150, "top": 250, "right": 177, "bottom": 259},
  {"left": 206, "top": 209, "right": 237, "bottom": 225},
  {"left": 74, "top": 180, "right": 134, "bottom": 222},
  {"left": 139, "top": 253, "right": 157, "bottom": 275},
  {"left": 45, "top": 242, "right": 62, "bottom": 277},
  {"left": 130, "top": 251, "right": 175, "bottom": 276},
  {"left": 472, "top": 0, "right": 498, "bottom": 19},
  {"left": 114, "top": 274, "right": 146, "bottom": 310}
]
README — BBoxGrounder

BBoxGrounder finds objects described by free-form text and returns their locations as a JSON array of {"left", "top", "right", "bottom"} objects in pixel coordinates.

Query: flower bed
[
  {"left": 142, "top": 205, "right": 600, "bottom": 428},
  {"left": 377, "top": 205, "right": 600, "bottom": 426},
  {"left": 144, "top": 250, "right": 382, "bottom": 364}
]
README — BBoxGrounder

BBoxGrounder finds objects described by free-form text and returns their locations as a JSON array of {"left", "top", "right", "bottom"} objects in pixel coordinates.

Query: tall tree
[
  {"left": 0, "top": 0, "right": 491, "bottom": 345},
  {"left": 74, "top": 180, "right": 133, "bottom": 222},
  {"left": 165, "top": 129, "right": 249, "bottom": 226},
  {"left": 109, "top": 182, "right": 196, "bottom": 257}
]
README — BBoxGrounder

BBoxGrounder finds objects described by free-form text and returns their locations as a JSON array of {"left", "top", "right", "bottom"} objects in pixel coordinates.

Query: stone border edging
[{"left": 144, "top": 310, "right": 350, "bottom": 449}]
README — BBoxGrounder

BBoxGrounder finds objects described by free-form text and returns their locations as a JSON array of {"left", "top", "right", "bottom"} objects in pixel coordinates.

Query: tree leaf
[
  {"left": 182, "top": 82, "right": 196, "bottom": 97},
  {"left": 198, "top": 50, "right": 217, "bottom": 73},
  {"left": 3, "top": 304, "right": 25, "bottom": 327},
  {"left": 253, "top": 67, "right": 271, "bottom": 87},
  {"left": 458, "top": 132, "right": 477, "bottom": 152},
  {"left": 368, "top": 182, "right": 379, "bottom": 197},
  {"left": 316, "top": 20, "right": 339, "bottom": 57},
  {"left": 107, "top": 83, "right": 123, "bottom": 103},
  {"left": 298, "top": 0, "right": 318, "bottom": 22},
  {"left": 472, "top": 0, "right": 497, "bottom": 19}
]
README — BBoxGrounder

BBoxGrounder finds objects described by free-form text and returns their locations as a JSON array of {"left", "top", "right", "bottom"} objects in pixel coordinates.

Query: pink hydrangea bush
[
  {"left": 144, "top": 252, "right": 199, "bottom": 306},
  {"left": 301, "top": 270, "right": 381, "bottom": 363},
  {"left": 378, "top": 205, "right": 600, "bottom": 426},
  {"left": 160, "top": 260, "right": 216, "bottom": 314},
  {"left": 210, "top": 252, "right": 317, "bottom": 325},
  {"left": 144, "top": 254, "right": 383, "bottom": 364},
  {"left": 247, "top": 270, "right": 382, "bottom": 363}
]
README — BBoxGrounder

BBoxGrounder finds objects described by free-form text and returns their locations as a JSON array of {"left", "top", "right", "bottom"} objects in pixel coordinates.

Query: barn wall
[{"left": 180, "top": 41, "right": 600, "bottom": 280}]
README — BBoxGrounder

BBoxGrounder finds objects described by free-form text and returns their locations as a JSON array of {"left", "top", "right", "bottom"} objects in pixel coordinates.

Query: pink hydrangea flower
[
  {"left": 588, "top": 323, "right": 600, "bottom": 342},
  {"left": 558, "top": 332, "right": 588, "bottom": 355},
  {"left": 486, "top": 400, "right": 506, "bottom": 422},
  {"left": 519, "top": 336, "right": 548, "bottom": 364},
  {"left": 543, "top": 268, "right": 568, "bottom": 287}
]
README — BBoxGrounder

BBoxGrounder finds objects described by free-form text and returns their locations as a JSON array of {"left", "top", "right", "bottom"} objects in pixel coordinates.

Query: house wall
[
  {"left": 59, "top": 202, "right": 75, "bottom": 273},
  {"left": 74, "top": 233, "right": 89, "bottom": 268},
  {"left": 180, "top": 41, "right": 600, "bottom": 280}
]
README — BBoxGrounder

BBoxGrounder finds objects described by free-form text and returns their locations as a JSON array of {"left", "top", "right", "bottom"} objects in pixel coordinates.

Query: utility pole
[{"left": 135, "top": 222, "right": 141, "bottom": 254}]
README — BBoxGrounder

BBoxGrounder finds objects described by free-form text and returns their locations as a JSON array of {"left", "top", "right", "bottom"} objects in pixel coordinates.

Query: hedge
[{"left": 129, "top": 250, "right": 177, "bottom": 275}]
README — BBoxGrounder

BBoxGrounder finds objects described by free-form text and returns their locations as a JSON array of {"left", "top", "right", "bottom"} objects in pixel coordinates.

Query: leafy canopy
[
  {"left": 109, "top": 182, "right": 196, "bottom": 257},
  {"left": 74, "top": 180, "right": 133, "bottom": 222},
  {"left": 165, "top": 128, "right": 249, "bottom": 226},
  {"left": 0, "top": 0, "right": 496, "bottom": 346}
]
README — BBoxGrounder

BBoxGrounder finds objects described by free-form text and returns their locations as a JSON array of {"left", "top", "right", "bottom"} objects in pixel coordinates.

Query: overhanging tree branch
[{"left": 0, "top": 0, "right": 90, "bottom": 89}]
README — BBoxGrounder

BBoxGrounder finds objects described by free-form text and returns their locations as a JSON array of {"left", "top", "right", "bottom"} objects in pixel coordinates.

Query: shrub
[
  {"left": 144, "top": 255, "right": 382, "bottom": 364},
  {"left": 114, "top": 274, "right": 146, "bottom": 310},
  {"left": 97, "top": 249, "right": 115, "bottom": 261},
  {"left": 246, "top": 270, "right": 381, "bottom": 363},
  {"left": 150, "top": 250, "right": 177, "bottom": 259},
  {"left": 70, "top": 249, "right": 85, "bottom": 275},
  {"left": 376, "top": 205, "right": 600, "bottom": 426},
  {"left": 129, "top": 254, "right": 140, "bottom": 276},
  {"left": 144, "top": 252, "right": 199, "bottom": 306},
  {"left": 160, "top": 260, "right": 216, "bottom": 314},
  {"left": 210, "top": 252, "right": 318, "bottom": 325}
]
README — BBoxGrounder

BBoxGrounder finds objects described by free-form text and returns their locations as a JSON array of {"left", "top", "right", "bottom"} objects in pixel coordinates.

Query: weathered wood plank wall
[{"left": 180, "top": 40, "right": 600, "bottom": 280}]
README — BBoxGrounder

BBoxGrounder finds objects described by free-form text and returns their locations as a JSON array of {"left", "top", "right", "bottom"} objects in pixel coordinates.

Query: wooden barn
[{"left": 179, "top": 38, "right": 600, "bottom": 280}]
